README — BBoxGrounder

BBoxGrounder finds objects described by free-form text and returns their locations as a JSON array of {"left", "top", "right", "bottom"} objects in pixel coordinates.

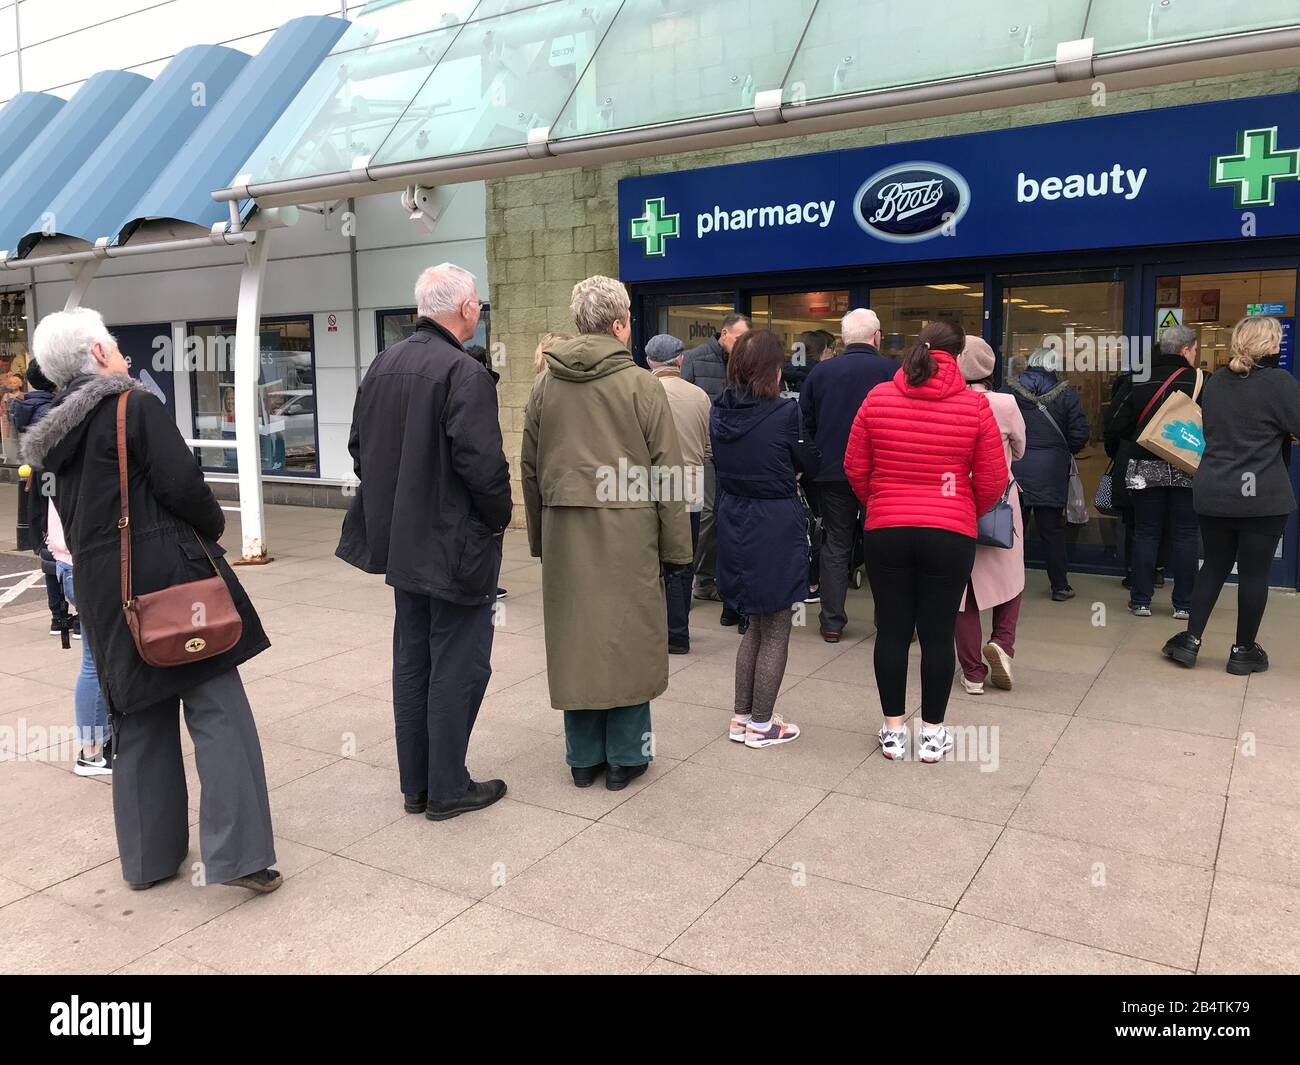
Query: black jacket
[
  {"left": 20, "top": 374, "right": 268, "bottom": 714},
  {"left": 1105, "top": 350, "right": 1202, "bottom": 463},
  {"left": 337, "top": 317, "right": 512, "bottom": 605},
  {"left": 681, "top": 336, "right": 726, "bottom": 403},
  {"left": 13, "top": 388, "right": 55, "bottom": 551},
  {"left": 10, "top": 389, "right": 54, "bottom": 432},
  {"left": 1004, "top": 368, "right": 1091, "bottom": 508},
  {"left": 799, "top": 343, "right": 896, "bottom": 481},
  {"left": 711, "top": 390, "right": 818, "bottom": 616}
]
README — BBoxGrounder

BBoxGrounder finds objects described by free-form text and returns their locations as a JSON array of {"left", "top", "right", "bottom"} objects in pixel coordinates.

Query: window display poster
[{"left": 113, "top": 323, "right": 175, "bottom": 413}]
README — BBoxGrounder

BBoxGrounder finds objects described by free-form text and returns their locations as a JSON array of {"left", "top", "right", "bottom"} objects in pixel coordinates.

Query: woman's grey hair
[
  {"left": 31, "top": 307, "right": 114, "bottom": 387},
  {"left": 571, "top": 275, "right": 631, "bottom": 335},
  {"left": 414, "top": 262, "right": 478, "bottom": 318},
  {"left": 1027, "top": 345, "right": 1061, "bottom": 372},
  {"left": 1008, "top": 354, "right": 1029, "bottom": 379},
  {"left": 1159, "top": 323, "right": 1199, "bottom": 356}
]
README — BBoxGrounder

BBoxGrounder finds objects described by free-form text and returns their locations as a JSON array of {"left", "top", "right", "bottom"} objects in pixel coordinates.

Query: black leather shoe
[
  {"left": 720, "top": 607, "right": 742, "bottom": 626},
  {"left": 1161, "top": 631, "right": 1200, "bottom": 668},
  {"left": 1227, "top": 643, "right": 1269, "bottom": 675},
  {"left": 571, "top": 763, "right": 606, "bottom": 788},
  {"left": 605, "top": 763, "right": 648, "bottom": 791},
  {"left": 403, "top": 792, "right": 428, "bottom": 814},
  {"left": 425, "top": 779, "right": 507, "bottom": 821},
  {"left": 668, "top": 643, "right": 690, "bottom": 655}
]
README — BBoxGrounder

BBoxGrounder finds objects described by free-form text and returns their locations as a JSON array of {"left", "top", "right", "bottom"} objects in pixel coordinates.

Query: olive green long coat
[{"left": 522, "top": 334, "right": 694, "bottom": 711}]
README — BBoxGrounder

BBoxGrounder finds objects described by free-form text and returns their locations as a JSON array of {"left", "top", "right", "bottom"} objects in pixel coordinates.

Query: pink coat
[{"left": 961, "top": 386, "right": 1026, "bottom": 610}]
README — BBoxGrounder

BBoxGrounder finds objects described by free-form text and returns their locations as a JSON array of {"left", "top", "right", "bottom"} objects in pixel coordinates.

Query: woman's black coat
[
  {"left": 21, "top": 374, "right": 268, "bottom": 713},
  {"left": 1003, "top": 368, "right": 1091, "bottom": 508}
]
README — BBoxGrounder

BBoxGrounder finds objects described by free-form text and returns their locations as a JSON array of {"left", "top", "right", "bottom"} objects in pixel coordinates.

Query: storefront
[{"left": 618, "top": 93, "right": 1300, "bottom": 589}]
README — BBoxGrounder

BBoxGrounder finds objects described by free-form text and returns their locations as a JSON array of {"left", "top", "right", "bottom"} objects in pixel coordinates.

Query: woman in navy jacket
[{"left": 711, "top": 329, "right": 819, "bottom": 749}]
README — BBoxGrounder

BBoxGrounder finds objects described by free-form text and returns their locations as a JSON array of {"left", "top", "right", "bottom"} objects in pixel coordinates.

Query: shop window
[
  {"left": 0, "top": 289, "right": 30, "bottom": 466},
  {"left": 1152, "top": 270, "right": 1296, "bottom": 371},
  {"left": 188, "top": 316, "right": 318, "bottom": 475},
  {"left": 376, "top": 304, "right": 490, "bottom": 359},
  {"left": 872, "top": 283, "right": 984, "bottom": 358},
  {"left": 647, "top": 293, "right": 735, "bottom": 350},
  {"left": 750, "top": 290, "right": 851, "bottom": 356}
]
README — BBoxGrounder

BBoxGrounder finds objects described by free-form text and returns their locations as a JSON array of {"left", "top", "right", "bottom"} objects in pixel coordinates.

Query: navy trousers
[{"left": 392, "top": 590, "right": 495, "bottom": 802}]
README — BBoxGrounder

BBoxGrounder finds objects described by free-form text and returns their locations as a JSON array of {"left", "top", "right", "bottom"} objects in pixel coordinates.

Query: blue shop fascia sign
[{"left": 618, "top": 93, "right": 1300, "bottom": 282}]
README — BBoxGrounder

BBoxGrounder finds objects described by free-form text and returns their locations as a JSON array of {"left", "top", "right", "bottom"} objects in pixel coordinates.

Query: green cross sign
[
  {"left": 1211, "top": 127, "right": 1300, "bottom": 208},
  {"left": 629, "top": 197, "right": 679, "bottom": 257}
]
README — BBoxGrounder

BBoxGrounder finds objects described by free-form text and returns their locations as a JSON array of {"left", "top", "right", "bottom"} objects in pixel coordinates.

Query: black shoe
[
  {"left": 224, "top": 868, "right": 283, "bottom": 894},
  {"left": 496, "top": 587, "right": 508, "bottom": 600},
  {"left": 128, "top": 872, "right": 178, "bottom": 891},
  {"left": 820, "top": 627, "right": 841, "bottom": 644},
  {"left": 1162, "top": 631, "right": 1200, "bottom": 668},
  {"left": 425, "top": 779, "right": 507, "bottom": 820},
  {"left": 605, "top": 763, "right": 648, "bottom": 791},
  {"left": 403, "top": 791, "right": 427, "bottom": 814},
  {"left": 737, "top": 615, "right": 750, "bottom": 636},
  {"left": 70, "top": 615, "right": 82, "bottom": 640},
  {"left": 1154, "top": 570, "right": 1166, "bottom": 588},
  {"left": 1121, "top": 575, "right": 1133, "bottom": 589},
  {"left": 571, "top": 763, "right": 606, "bottom": 788},
  {"left": 720, "top": 607, "right": 742, "bottom": 627},
  {"left": 49, "top": 614, "right": 69, "bottom": 636},
  {"left": 1227, "top": 643, "right": 1269, "bottom": 676},
  {"left": 693, "top": 585, "right": 721, "bottom": 603},
  {"left": 668, "top": 643, "right": 690, "bottom": 655},
  {"left": 1051, "top": 586, "right": 1075, "bottom": 601}
]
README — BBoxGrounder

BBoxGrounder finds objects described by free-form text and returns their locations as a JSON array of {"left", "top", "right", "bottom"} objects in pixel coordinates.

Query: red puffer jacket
[{"left": 844, "top": 351, "right": 1007, "bottom": 538}]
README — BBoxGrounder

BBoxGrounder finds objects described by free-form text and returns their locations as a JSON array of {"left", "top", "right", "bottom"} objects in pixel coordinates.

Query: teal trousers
[{"left": 564, "top": 703, "right": 652, "bottom": 768}]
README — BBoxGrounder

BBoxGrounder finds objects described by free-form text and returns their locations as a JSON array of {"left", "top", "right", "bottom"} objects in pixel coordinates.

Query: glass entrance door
[
  {"left": 995, "top": 270, "right": 1132, "bottom": 571},
  {"left": 870, "top": 282, "right": 984, "bottom": 359}
]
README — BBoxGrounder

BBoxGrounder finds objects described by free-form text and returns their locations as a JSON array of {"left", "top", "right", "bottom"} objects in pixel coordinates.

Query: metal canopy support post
[
  {"left": 233, "top": 233, "right": 271, "bottom": 563},
  {"left": 63, "top": 258, "right": 101, "bottom": 310}
]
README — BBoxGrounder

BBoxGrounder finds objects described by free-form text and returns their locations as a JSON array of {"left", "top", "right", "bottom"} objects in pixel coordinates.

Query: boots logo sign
[{"left": 853, "top": 161, "right": 969, "bottom": 243}]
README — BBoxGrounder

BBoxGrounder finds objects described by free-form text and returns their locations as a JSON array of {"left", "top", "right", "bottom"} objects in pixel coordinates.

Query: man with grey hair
[
  {"left": 645, "top": 333, "right": 711, "bottom": 653},
  {"left": 798, "top": 308, "right": 895, "bottom": 640},
  {"left": 338, "top": 262, "right": 512, "bottom": 821}
]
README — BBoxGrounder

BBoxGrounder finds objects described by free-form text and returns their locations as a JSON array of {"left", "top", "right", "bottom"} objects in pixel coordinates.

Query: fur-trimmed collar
[
  {"left": 1007, "top": 376, "right": 1070, "bottom": 406},
  {"left": 20, "top": 374, "right": 151, "bottom": 469}
]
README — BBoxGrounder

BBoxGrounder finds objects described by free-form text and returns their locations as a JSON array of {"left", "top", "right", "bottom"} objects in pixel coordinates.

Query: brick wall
[{"left": 488, "top": 69, "right": 1300, "bottom": 526}]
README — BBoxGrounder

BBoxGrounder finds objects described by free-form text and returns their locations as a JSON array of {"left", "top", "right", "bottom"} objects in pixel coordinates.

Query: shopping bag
[
  {"left": 977, "top": 479, "right": 1017, "bottom": 548},
  {"left": 1136, "top": 368, "right": 1205, "bottom": 475}
]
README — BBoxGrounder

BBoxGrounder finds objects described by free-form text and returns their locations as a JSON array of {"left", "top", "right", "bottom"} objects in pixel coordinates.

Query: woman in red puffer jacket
[{"left": 844, "top": 320, "right": 1006, "bottom": 763}]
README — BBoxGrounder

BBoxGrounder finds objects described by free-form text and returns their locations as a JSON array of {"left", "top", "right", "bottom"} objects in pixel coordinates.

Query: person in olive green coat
[{"left": 522, "top": 276, "right": 694, "bottom": 791}]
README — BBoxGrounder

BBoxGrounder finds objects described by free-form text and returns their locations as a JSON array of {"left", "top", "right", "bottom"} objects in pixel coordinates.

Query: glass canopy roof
[{"left": 224, "top": 0, "right": 1300, "bottom": 190}]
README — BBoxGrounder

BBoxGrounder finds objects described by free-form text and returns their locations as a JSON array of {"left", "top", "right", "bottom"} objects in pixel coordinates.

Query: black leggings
[
  {"left": 1188, "top": 513, "right": 1288, "bottom": 647},
  {"left": 865, "top": 527, "right": 977, "bottom": 725}
]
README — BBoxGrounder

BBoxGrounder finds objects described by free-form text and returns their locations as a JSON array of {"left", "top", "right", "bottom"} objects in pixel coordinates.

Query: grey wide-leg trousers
[{"left": 111, "top": 668, "right": 276, "bottom": 887}]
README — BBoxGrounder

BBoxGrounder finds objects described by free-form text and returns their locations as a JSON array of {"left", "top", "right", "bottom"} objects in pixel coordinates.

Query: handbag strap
[
  {"left": 115, "top": 390, "right": 221, "bottom": 611},
  {"left": 116, "top": 392, "right": 132, "bottom": 608},
  {"left": 1137, "top": 366, "right": 1189, "bottom": 427}
]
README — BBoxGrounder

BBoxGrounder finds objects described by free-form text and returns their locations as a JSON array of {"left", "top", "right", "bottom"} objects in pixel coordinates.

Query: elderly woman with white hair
[
  {"left": 521, "top": 276, "right": 693, "bottom": 790},
  {"left": 21, "top": 307, "right": 280, "bottom": 893}
]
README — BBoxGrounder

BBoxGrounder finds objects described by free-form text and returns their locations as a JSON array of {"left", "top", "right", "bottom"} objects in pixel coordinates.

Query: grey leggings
[{"left": 734, "top": 610, "right": 794, "bottom": 724}]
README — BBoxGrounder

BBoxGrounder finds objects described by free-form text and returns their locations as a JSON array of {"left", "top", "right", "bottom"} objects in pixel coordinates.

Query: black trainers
[
  {"left": 1227, "top": 643, "right": 1269, "bottom": 676},
  {"left": 70, "top": 615, "right": 82, "bottom": 640},
  {"left": 1162, "top": 631, "right": 1200, "bottom": 668},
  {"left": 49, "top": 614, "right": 69, "bottom": 636},
  {"left": 495, "top": 587, "right": 508, "bottom": 600},
  {"left": 74, "top": 748, "right": 112, "bottom": 777},
  {"left": 425, "top": 779, "right": 507, "bottom": 820}
]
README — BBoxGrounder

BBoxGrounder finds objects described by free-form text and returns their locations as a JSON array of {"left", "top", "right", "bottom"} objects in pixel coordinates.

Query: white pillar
[
  {"left": 233, "top": 235, "right": 270, "bottom": 562},
  {"left": 63, "top": 259, "right": 100, "bottom": 310}
]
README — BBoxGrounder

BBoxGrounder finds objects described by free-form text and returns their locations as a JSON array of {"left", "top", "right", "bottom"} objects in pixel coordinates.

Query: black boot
[
  {"left": 720, "top": 606, "right": 742, "bottom": 627},
  {"left": 426, "top": 779, "right": 507, "bottom": 820},
  {"left": 1161, "top": 631, "right": 1200, "bottom": 668},
  {"left": 605, "top": 763, "right": 648, "bottom": 791},
  {"left": 403, "top": 792, "right": 428, "bottom": 814},
  {"left": 571, "top": 763, "right": 605, "bottom": 788},
  {"left": 1227, "top": 643, "right": 1269, "bottom": 676}
]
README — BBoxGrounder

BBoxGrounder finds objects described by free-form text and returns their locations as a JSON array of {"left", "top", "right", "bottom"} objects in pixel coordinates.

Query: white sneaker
[
  {"left": 982, "top": 641, "right": 1013, "bottom": 690},
  {"left": 744, "top": 714, "right": 801, "bottom": 748},
  {"left": 918, "top": 726, "right": 954, "bottom": 763},
  {"left": 878, "top": 723, "right": 910, "bottom": 760},
  {"left": 1172, "top": 608, "right": 1189, "bottom": 621},
  {"left": 959, "top": 675, "right": 984, "bottom": 695},
  {"left": 74, "top": 750, "right": 111, "bottom": 777},
  {"left": 729, "top": 713, "right": 751, "bottom": 742}
]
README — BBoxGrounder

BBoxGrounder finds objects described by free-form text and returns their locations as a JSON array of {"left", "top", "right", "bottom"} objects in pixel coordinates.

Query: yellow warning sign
[{"left": 1157, "top": 308, "right": 1184, "bottom": 331}]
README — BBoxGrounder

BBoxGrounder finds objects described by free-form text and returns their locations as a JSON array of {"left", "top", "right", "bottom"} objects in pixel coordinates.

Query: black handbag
[{"left": 977, "top": 479, "right": 1017, "bottom": 549}]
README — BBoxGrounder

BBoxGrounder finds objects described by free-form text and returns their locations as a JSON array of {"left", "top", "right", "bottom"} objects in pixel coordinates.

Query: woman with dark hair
[
  {"left": 712, "top": 329, "right": 818, "bottom": 748},
  {"left": 845, "top": 321, "right": 1006, "bottom": 762}
]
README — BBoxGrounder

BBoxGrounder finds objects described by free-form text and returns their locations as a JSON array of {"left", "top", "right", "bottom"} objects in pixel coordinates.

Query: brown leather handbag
[{"left": 116, "top": 391, "right": 243, "bottom": 668}]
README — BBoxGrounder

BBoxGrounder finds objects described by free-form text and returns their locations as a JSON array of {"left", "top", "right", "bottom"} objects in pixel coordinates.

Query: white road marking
[{"left": 0, "top": 570, "right": 45, "bottom": 607}]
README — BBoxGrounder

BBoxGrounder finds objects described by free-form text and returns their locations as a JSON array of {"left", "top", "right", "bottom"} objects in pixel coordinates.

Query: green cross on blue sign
[
  {"left": 629, "top": 197, "right": 679, "bottom": 257},
  {"left": 1211, "top": 127, "right": 1300, "bottom": 208}
]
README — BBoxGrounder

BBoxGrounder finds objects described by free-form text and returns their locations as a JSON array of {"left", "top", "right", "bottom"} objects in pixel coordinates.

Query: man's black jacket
[{"left": 337, "top": 317, "right": 512, "bottom": 606}]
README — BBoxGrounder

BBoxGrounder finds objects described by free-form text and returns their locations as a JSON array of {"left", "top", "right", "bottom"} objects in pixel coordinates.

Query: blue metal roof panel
[
  {"left": 124, "top": 15, "right": 349, "bottom": 239},
  {"left": 18, "top": 45, "right": 249, "bottom": 255},
  {"left": 0, "top": 92, "right": 65, "bottom": 179},
  {"left": 0, "top": 72, "right": 151, "bottom": 257}
]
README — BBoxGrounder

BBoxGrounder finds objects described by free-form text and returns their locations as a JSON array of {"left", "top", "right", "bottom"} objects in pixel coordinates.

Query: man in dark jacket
[
  {"left": 1004, "top": 348, "right": 1091, "bottom": 600},
  {"left": 338, "top": 263, "right": 512, "bottom": 821},
  {"left": 681, "top": 312, "right": 749, "bottom": 609},
  {"left": 799, "top": 308, "right": 894, "bottom": 640},
  {"left": 22, "top": 307, "right": 279, "bottom": 894}
]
